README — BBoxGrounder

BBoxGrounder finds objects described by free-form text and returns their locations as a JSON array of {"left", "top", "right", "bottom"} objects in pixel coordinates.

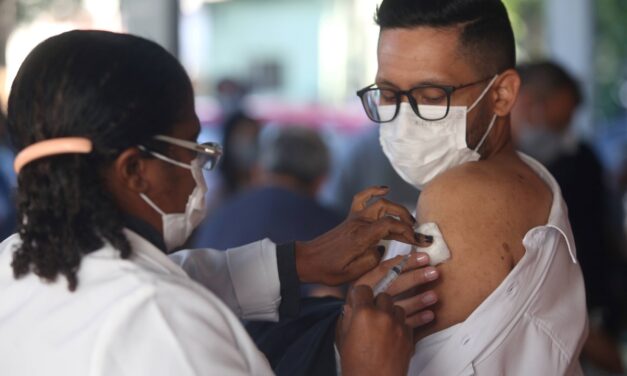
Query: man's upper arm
[{"left": 415, "top": 166, "right": 524, "bottom": 334}]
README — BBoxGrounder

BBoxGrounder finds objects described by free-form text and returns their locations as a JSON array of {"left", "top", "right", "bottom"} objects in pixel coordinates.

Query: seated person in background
[
  {"left": 367, "top": 0, "right": 587, "bottom": 374},
  {"left": 191, "top": 124, "right": 344, "bottom": 296},
  {"left": 192, "top": 124, "right": 342, "bottom": 249}
]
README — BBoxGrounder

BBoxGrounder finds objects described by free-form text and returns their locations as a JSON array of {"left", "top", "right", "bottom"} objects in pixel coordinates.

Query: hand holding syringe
[
  {"left": 372, "top": 253, "right": 412, "bottom": 295},
  {"left": 373, "top": 222, "right": 454, "bottom": 297},
  {"left": 349, "top": 230, "right": 441, "bottom": 329},
  {"left": 373, "top": 231, "right": 435, "bottom": 296}
]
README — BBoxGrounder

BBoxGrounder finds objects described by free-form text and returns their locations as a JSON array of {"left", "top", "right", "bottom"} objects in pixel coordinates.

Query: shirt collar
[
  {"left": 124, "top": 228, "right": 189, "bottom": 278},
  {"left": 518, "top": 152, "right": 578, "bottom": 263},
  {"left": 122, "top": 214, "right": 167, "bottom": 253}
]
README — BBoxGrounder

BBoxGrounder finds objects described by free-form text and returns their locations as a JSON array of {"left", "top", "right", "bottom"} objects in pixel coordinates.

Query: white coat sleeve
[
  {"left": 169, "top": 239, "right": 281, "bottom": 321},
  {"left": 93, "top": 280, "right": 275, "bottom": 376}
]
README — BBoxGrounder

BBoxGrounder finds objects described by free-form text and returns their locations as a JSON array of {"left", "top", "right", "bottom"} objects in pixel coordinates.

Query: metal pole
[
  {"left": 121, "top": 0, "right": 180, "bottom": 57},
  {"left": 545, "top": 0, "right": 595, "bottom": 137}
]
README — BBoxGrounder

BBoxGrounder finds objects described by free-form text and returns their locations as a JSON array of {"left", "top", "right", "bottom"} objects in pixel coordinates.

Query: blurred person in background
[
  {"left": 0, "top": 110, "right": 15, "bottom": 239},
  {"left": 511, "top": 61, "right": 583, "bottom": 165},
  {"left": 215, "top": 78, "right": 249, "bottom": 119},
  {"left": 203, "top": 110, "right": 261, "bottom": 212},
  {"left": 193, "top": 124, "right": 344, "bottom": 297},
  {"left": 511, "top": 60, "right": 626, "bottom": 374},
  {"left": 322, "top": 125, "right": 420, "bottom": 214},
  {"left": 217, "top": 111, "right": 260, "bottom": 196},
  {"left": 202, "top": 80, "right": 256, "bottom": 213},
  {"left": 193, "top": 124, "right": 342, "bottom": 256}
]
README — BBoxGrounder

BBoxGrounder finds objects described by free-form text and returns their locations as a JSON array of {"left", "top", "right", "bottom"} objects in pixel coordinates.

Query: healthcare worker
[{"left": 0, "top": 30, "right": 436, "bottom": 375}]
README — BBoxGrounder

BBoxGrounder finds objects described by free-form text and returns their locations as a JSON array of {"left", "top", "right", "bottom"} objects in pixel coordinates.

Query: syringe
[{"left": 372, "top": 253, "right": 411, "bottom": 296}]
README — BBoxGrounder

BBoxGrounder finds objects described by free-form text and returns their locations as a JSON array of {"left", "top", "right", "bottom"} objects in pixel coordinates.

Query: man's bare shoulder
[
  {"left": 413, "top": 155, "right": 552, "bottom": 341},
  {"left": 419, "top": 156, "right": 551, "bottom": 231}
]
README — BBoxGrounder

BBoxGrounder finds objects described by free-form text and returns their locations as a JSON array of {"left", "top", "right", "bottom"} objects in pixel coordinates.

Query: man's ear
[
  {"left": 112, "top": 147, "right": 150, "bottom": 193},
  {"left": 491, "top": 69, "right": 521, "bottom": 117}
]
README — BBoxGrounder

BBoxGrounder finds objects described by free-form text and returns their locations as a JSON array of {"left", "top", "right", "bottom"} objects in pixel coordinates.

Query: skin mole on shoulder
[{"left": 501, "top": 242, "right": 510, "bottom": 253}]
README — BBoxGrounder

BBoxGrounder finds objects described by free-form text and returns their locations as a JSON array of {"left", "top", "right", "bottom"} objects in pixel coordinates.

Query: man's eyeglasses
[
  {"left": 356, "top": 76, "right": 494, "bottom": 123},
  {"left": 139, "top": 134, "right": 223, "bottom": 171}
]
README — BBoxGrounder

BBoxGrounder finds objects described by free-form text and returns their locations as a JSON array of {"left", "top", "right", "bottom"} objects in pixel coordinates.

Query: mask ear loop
[
  {"left": 467, "top": 74, "right": 500, "bottom": 153},
  {"left": 140, "top": 193, "right": 167, "bottom": 216},
  {"left": 139, "top": 157, "right": 205, "bottom": 217},
  {"left": 468, "top": 74, "right": 499, "bottom": 113},
  {"left": 473, "top": 115, "right": 498, "bottom": 153}
]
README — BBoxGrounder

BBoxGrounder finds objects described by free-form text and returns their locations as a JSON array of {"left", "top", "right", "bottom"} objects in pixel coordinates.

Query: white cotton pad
[{"left": 414, "top": 222, "right": 451, "bottom": 266}]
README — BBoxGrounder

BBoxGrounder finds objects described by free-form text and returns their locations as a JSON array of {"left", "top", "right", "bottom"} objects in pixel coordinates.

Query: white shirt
[
  {"left": 386, "top": 153, "right": 588, "bottom": 375},
  {"left": 0, "top": 229, "right": 277, "bottom": 375}
]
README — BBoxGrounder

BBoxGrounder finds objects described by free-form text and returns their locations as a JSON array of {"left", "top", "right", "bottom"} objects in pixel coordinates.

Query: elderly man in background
[{"left": 192, "top": 124, "right": 342, "bottom": 252}]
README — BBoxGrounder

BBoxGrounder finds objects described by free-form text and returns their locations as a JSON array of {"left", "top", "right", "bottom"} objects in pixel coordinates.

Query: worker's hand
[
  {"left": 337, "top": 285, "right": 413, "bottom": 376},
  {"left": 355, "top": 253, "right": 439, "bottom": 328},
  {"left": 295, "top": 186, "right": 430, "bottom": 285}
]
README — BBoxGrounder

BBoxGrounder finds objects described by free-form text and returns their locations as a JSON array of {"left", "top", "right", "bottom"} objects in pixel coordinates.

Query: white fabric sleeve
[
  {"left": 168, "top": 239, "right": 281, "bottom": 321},
  {"left": 93, "top": 281, "right": 274, "bottom": 376}
]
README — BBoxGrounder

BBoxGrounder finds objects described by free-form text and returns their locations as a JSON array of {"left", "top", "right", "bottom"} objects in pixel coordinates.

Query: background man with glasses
[{"left": 359, "top": 0, "right": 588, "bottom": 374}]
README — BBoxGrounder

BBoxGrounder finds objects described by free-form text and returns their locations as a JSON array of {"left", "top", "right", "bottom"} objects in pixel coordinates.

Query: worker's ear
[
  {"left": 111, "top": 147, "right": 151, "bottom": 193},
  {"left": 491, "top": 69, "right": 521, "bottom": 117}
]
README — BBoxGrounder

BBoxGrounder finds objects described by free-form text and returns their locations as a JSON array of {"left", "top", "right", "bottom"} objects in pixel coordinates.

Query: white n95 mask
[
  {"left": 379, "top": 75, "right": 499, "bottom": 190},
  {"left": 140, "top": 157, "right": 208, "bottom": 252}
]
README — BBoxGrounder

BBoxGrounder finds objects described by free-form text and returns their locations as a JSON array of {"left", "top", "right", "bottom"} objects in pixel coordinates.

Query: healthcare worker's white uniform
[{"left": 0, "top": 229, "right": 278, "bottom": 375}]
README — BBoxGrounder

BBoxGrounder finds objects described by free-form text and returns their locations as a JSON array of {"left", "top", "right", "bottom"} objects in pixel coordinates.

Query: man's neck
[{"left": 482, "top": 118, "right": 517, "bottom": 160}]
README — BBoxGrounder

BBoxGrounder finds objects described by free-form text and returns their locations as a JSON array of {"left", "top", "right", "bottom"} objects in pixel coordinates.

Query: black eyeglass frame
[{"left": 356, "top": 76, "right": 495, "bottom": 123}]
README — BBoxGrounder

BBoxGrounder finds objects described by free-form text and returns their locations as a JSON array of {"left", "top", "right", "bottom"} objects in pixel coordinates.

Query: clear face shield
[{"left": 138, "top": 134, "right": 223, "bottom": 171}]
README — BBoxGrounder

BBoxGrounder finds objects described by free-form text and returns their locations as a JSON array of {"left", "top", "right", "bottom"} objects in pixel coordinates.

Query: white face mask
[
  {"left": 140, "top": 157, "right": 208, "bottom": 252},
  {"left": 379, "top": 75, "right": 499, "bottom": 190}
]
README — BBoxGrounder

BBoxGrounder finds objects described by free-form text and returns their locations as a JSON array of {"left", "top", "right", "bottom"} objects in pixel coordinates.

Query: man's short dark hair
[
  {"left": 375, "top": 0, "right": 516, "bottom": 77},
  {"left": 517, "top": 61, "right": 583, "bottom": 106}
]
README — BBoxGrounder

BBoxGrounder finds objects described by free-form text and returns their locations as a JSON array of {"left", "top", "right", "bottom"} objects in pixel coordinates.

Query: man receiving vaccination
[{"left": 358, "top": 0, "right": 588, "bottom": 374}]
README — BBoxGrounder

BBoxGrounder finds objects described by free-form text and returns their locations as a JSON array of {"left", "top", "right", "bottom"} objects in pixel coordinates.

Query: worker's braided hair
[{"left": 7, "top": 30, "right": 193, "bottom": 291}]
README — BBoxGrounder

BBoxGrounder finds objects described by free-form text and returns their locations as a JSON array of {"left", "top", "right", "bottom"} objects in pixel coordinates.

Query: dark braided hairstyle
[{"left": 7, "top": 30, "right": 193, "bottom": 291}]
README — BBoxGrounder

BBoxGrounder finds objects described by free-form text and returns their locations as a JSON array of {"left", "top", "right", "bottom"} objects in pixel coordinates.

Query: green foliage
[
  {"left": 595, "top": 0, "right": 627, "bottom": 121},
  {"left": 16, "top": 0, "right": 81, "bottom": 23},
  {"left": 504, "top": 0, "right": 627, "bottom": 123},
  {"left": 503, "top": 0, "right": 545, "bottom": 61}
]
